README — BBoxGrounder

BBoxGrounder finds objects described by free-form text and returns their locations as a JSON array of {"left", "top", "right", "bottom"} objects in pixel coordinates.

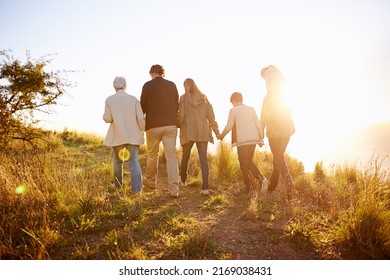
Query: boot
[
  {"left": 267, "top": 180, "right": 278, "bottom": 193},
  {"left": 283, "top": 175, "right": 294, "bottom": 201},
  {"left": 268, "top": 170, "right": 280, "bottom": 193}
]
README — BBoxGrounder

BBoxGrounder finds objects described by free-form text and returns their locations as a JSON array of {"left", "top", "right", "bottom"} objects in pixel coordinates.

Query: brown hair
[
  {"left": 149, "top": 64, "right": 165, "bottom": 76},
  {"left": 230, "top": 92, "right": 243, "bottom": 103},
  {"left": 184, "top": 78, "right": 207, "bottom": 103}
]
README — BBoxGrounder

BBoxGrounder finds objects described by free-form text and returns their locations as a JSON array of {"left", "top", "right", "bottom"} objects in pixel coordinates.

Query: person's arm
[
  {"left": 136, "top": 100, "right": 146, "bottom": 132},
  {"left": 103, "top": 100, "right": 113, "bottom": 123},
  {"left": 253, "top": 108, "right": 264, "bottom": 146},
  {"left": 173, "top": 84, "right": 179, "bottom": 112},
  {"left": 140, "top": 85, "right": 147, "bottom": 115},
  {"left": 259, "top": 98, "right": 268, "bottom": 136},
  {"left": 218, "top": 108, "right": 235, "bottom": 139},
  {"left": 178, "top": 95, "right": 186, "bottom": 126},
  {"left": 207, "top": 102, "right": 220, "bottom": 136},
  {"left": 252, "top": 108, "right": 264, "bottom": 140}
]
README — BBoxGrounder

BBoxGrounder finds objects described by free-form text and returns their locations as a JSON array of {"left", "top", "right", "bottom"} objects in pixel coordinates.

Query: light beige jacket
[
  {"left": 219, "top": 104, "right": 264, "bottom": 147},
  {"left": 260, "top": 93, "right": 295, "bottom": 139},
  {"left": 103, "top": 90, "right": 145, "bottom": 146}
]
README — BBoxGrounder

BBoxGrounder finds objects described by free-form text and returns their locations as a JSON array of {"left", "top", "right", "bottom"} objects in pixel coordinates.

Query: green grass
[{"left": 0, "top": 130, "right": 389, "bottom": 259}]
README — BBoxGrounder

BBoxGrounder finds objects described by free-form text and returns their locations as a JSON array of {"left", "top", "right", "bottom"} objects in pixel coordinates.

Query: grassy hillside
[{"left": 0, "top": 131, "right": 389, "bottom": 259}]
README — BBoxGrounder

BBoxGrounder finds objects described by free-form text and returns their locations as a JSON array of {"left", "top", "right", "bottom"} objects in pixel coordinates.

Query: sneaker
[
  {"left": 260, "top": 178, "right": 269, "bottom": 192},
  {"left": 238, "top": 187, "right": 250, "bottom": 194},
  {"left": 170, "top": 191, "right": 179, "bottom": 198},
  {"left": 199, "top": 189, "right": 209, "bottom": 195},
  {"left": 283, "top": 176, "right": 294, "bottom": 201},
  {"left": 143, "top": 177, "right": 156, "bottom": 189},
  {"left": 111, "top": 183, "right": 121, "bottom": 190},
  {"left": 179, "top": 179, "right": 187, "bottom": 188}
]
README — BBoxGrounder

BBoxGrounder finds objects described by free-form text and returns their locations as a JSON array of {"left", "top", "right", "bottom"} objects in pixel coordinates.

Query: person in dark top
[{"left": 140, "top": 64, "right": 180, "bottom": 197}]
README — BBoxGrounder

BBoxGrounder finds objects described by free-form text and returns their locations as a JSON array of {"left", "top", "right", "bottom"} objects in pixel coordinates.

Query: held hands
[
  {"left": 258, "top": 139, "right": 264, "bottom": 148},
  {"left": 216, "top": 134, "right": 224, "bottom": 141}
]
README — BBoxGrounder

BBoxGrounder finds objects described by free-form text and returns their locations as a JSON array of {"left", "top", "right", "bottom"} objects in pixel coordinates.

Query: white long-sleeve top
[{"left": 220, "top": 104, "right": 263, "bottom": 147}]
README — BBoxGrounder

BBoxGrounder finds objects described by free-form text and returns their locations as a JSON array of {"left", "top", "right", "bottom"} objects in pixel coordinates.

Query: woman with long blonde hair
[
  {"left": 178, "top": 78, "right": 220, "bottom": 195},
  {"left": 260, "top": 65, "right": 295, "bottom": 200}
]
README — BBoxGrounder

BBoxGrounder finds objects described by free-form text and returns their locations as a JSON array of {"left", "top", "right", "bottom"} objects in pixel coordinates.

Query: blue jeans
[
  {"left": 180, "top": 141, "right": 209, "bottom": 190},
  {"left": 113, "top": 144, "right": 142, "bottom": 193}
]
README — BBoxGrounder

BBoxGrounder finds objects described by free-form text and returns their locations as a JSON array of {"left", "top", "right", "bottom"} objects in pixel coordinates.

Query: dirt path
[
  {"left": 47, "top": 155, "right": 335, "bottom": 260},
  {"left": 139, "top": 175, "right": 325, "bottom": 260}
]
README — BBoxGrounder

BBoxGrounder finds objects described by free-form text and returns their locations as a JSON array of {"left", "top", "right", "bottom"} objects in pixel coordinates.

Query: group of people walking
[{"left": 103, "top": 64, "right": 295, "bottom": 200}]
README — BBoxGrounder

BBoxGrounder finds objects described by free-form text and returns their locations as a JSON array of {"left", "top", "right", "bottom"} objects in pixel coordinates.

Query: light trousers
[{"left": 145, "top": 125, "right": 179, "bottom": 194}]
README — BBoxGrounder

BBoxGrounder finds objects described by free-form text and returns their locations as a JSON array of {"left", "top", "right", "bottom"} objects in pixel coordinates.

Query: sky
[{"left": 1, "top": 0, "right": 390, "bottom": 171}]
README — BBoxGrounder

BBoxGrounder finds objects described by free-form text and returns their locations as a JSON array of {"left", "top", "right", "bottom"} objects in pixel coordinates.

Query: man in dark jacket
[{"left": 140, "top": 64, "right": 179, "bottom": 197}]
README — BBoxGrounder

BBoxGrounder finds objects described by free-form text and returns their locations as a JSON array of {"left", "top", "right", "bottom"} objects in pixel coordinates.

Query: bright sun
[{"left": 280, "top": 64, "right": 371, "bottom": 171}]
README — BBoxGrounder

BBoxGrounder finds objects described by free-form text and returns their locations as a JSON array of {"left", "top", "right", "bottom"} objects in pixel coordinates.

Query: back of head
[
  {"left": 184, "top": 78, "right": 195, "bottom": 93},
  {"left": 149, "top": 64, "right": 165, "bottom": 76},
  {"left": 113, "top": 76, "right": 127, "bottom": 90},
  {"left": 184, "top": 78, "right": 201, "bottom": 96},
  {"left": 261, "top": 65, "right": 280, "bottom": 79},
  {"left": 260, "top": 65, "right": 285, "bottom": 93},
  {"left": 230, "top": 92, "right": 243, "bottom": 103}
]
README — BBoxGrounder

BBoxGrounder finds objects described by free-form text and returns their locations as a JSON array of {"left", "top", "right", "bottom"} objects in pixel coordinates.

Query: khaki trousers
[{"left": 145, "top": 125, "right": 179, "bottom": 195}]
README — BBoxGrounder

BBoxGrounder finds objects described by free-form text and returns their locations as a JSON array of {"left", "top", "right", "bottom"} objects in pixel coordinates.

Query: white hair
[{"left": 113, "top": 76, "right": 127, "bottom": 90}]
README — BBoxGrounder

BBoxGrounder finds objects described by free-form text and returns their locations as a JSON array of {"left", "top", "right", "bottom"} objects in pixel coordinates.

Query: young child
[{"left": 218, "top": 92, "right": 268, "bottom": 193}]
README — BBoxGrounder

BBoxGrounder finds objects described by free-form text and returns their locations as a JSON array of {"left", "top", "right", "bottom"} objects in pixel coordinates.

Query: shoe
[
  {"left": 170, "top": 192, "right": 179, "bottom": 198},
  {"left": 283, "top": 176, "right": 294, "bottom": 201},
  {"left": 238, "top": 187, "right": 250, "bottom": 194},
  {"left": 142, "top": 177, "right": 156, "bottom": 189},
  {"left": 179, "top": 179, "right": 187, "bottom": 187},
  {"left": 132, "top": 192, "right": 142, "bottom": 197},
  {"left": 199, "top": 189, "right": 209, "bottom": 195},
  {"left": 260, "top": 178, "right": 269, "bottom": 192},
  {"left": 111, "top": 183, "right": 121, "bottom": 190},
  {"left": 267, "top": 180, "right": 277, "bottom": 193}
]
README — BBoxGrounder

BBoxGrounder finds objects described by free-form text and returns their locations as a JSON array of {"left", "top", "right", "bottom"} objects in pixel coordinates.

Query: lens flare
[
  {"left": 15, "top": 184, "right": 27, "bottom": 195},
  {"left": 118, "top": 147, "right": 130, "bottom": 161}
]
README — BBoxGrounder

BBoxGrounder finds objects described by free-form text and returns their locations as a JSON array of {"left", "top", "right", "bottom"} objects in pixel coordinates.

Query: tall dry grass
[
  {"left": 0, "top": 132, "right": 112, "bottom": 259},
  {"left": 1, "top": 131, "right": 389, "bottom": 259},
  {"left": 210, "top": 141, "right": 240, "bottom": 182},
  {"left": 288, "top": 159, "right": 390, "bottom": 259}
]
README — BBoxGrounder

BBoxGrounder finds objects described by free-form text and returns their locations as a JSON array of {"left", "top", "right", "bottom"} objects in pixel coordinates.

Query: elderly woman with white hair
[
  {"left": 103, "top": 76, "right": 145, "bottom": 193},
  {"left": 260, "top": 65, "right": 295, "bottom": 200}
]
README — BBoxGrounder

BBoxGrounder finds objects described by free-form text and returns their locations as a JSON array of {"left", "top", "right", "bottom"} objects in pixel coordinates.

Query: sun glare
[
  {"left": 281, "top": 65, "right": 361, "bottom": 171},
  {"left": 281, "top": 52, "right": 389, "bottom": 172}
]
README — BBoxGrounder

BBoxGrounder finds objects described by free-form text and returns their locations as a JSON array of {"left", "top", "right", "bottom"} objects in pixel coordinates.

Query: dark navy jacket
[{"left": 140, "top": 77, "right": 179, "bottom": 131}]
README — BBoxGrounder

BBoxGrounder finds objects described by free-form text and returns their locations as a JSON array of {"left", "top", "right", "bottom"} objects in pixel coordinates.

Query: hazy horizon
[{"left": 1, "top": 0, "right": 389, "bottom": 172}]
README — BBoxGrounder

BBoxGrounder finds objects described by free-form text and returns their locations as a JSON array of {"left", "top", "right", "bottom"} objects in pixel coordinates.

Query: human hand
[{"left": 258, "top": 139, "right": 264, "bottom": 147}]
